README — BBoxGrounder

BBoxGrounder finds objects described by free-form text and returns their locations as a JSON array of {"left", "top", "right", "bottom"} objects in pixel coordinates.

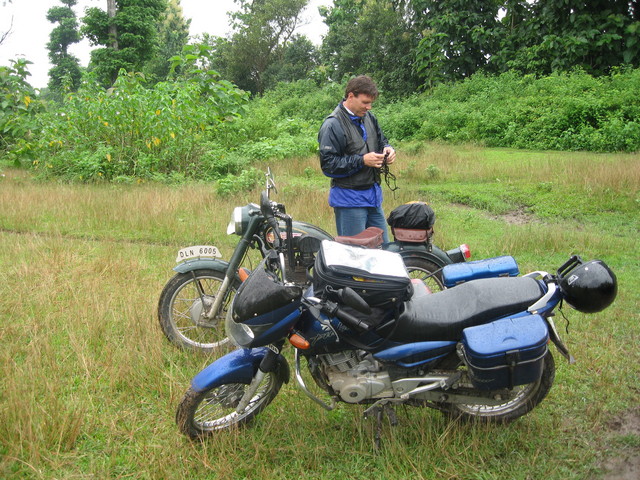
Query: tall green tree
[
  {"left": 494, "top": 0, "right": 640, "bottom": 75},
  {"left": 220, "top": 0, "right": 310, "bottom": 94},
  {"left": 81, "top": 0, "right": 167, "bottom": 87},
  {"left": 262, "top": 34, "right": 319, "bottom": 86},
  {"left": 145, "top": 0, "right": 191, "bottom": 82},
  {"left": 412, "top": 0, "right": 502, "bottom": 86},
  {"left": 320, "top": 0, "right": 421, "bottom": 96},
  {"left": 46, "top": 0, "right": 82, "bottom": 96}
]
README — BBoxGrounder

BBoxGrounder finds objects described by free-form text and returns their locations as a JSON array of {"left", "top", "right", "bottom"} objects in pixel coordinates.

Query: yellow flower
[
  {"left": 23, "top": 96, "right": 31, "bottom": 107},
  {"left": 106, "top": 153, "right": 112, "bottom": 162},
  {"left": 170, "top": 132, "right": 176, "bottom": 139},
  {"left": 156, "top": 109, "right": 161, "bottom": 115},
  {"left": 153, "top": 137, "right": 161, "bottom": 146}
]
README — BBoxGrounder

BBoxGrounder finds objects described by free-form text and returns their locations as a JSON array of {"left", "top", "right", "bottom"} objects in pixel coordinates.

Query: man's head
[
  {"left": 343, "top": 75, "right": 379, "bottom": 117},
  {"left": 344, "top": 75, "right": 379, "bottom": 100}
]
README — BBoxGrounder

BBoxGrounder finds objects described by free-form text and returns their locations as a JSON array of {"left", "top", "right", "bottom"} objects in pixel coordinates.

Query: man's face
[{"left": 344, "top": 92, "right": 375, "bottom": 117}]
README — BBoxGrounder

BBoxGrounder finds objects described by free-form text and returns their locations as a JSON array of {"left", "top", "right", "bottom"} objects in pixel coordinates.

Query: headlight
[
  {"left": 225, "top": 308, "right": 255, "bottom": 347},
  {"left": 226, "top": 219, "right": 236, "bottom": 235},
  {"left": 227, "top": 204, "right": 260, "bottom": 236},
  {"left": 227, "top": 207, "right": 244, "bottom": 235},
  {"left": 240, "top": 323, "right": 255, "bottom": 339}
]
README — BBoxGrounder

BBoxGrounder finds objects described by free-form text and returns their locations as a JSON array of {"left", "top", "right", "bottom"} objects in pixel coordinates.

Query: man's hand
[
  {"left": 363, "top": 148, "right": 396, "bottom": 168},
  {"left": 363, "top": 152, "right": 386, "bottom": 168},
  {"left": 383, "top": 146, "right": 396, "bottom": 165}
]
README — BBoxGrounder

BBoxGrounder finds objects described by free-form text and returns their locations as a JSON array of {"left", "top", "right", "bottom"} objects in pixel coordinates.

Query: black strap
[{"left": 380, "top": 160, "right": 398, "bottom": 198}]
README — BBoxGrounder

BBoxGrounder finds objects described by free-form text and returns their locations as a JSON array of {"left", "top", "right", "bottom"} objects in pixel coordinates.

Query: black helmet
[{"left": 558, "top": 259, "right": 617, "bottom": 313}]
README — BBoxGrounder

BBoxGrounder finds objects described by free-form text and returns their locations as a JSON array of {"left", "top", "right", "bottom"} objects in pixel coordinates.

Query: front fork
[
  {"left": 236, "top": 342, "right": 284, "bottom": 414},
  {"left": 202, "top": 235, "right": 254, "bottom": 322},
  {"left": 200, "top": 275, "right": 233, "bottom": 323}
]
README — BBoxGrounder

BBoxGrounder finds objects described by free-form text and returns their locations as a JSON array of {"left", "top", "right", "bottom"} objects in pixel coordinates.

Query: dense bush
[
  {"left": 379, "top": 69, "right": 640, "bottom": 152},
  {"left": 30, "top": 76, "right": 337, "bottom": 182},
  {"left": 0, "top": 59, "right": 45, "bottom": 161},
  {"left": 3, "top": 66, "right": 639, "bottom": 184},
  {"left": 32, "top": 65, "right": 249, "bottom": 182}
]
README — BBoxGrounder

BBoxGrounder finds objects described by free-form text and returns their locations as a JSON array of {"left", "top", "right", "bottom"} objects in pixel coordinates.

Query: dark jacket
[{"left": 318, "top": 103, "right": 390, "bottom": 207}]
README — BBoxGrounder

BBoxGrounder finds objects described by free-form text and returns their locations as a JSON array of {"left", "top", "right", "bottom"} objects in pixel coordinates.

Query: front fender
[
  {"left": 191, "top": 348, "right": 290, "bottom": 392},
  {"left": 173, "top": 258, "right": 230, "bottom": 274}
]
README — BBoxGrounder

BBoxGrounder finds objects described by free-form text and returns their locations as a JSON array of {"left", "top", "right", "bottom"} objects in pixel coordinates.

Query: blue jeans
[{"left": 334, "top": 206, "right": 390, "bottom": 243}]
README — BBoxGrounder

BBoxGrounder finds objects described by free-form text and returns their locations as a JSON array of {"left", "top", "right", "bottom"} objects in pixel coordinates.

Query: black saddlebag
[
  {"left": 461, "top": 315, "right": 549, "bottom": 390},
  {"left": 313, "top": 240, "right": 412, "bottom": 308},
  {"left": 387, "top": 202, "right": 435, "bottom": 243}
]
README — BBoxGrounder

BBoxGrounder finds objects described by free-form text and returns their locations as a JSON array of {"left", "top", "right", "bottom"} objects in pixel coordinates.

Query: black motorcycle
[{"left": 158, "top": 169, "right": 470, "bottom": 352}]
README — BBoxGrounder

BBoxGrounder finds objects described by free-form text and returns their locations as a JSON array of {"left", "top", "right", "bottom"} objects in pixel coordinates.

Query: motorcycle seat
[
  {"left": 334, "top": 227, "right": 384, "bottom": 249},
  {"left": 386, "top": 277, "right": 545, "bottom": 342}
]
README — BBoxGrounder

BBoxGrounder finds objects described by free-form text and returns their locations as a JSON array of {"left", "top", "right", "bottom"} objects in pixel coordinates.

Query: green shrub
[
  {"left": 8, "top": 65, "right": 640, "bottom": 184},
  {"left": 31, "top": 69, "right": 248, "bottom": 181},
  {"left": 379, "top": 69, "right": 640, "bottom": 152},
  {"left": 0, "top": 59, "right": 45, "bottom": 162},
  {"left": 215, "top": 167, "right": 263, "bottom": 196}
]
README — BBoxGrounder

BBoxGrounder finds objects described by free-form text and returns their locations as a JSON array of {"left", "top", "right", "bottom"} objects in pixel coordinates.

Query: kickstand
[{"left": 364, "top": 402, "right": 398, "bottom": 450}]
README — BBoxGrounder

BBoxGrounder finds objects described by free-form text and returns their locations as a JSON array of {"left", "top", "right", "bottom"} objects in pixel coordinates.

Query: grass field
[{"left": 1, "top": 145, "right": 639, "bottom": 479}]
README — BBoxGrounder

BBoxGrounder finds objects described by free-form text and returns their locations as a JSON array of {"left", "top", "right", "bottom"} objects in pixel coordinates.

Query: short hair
[{"left": 345, "top": 75, "right": 379, "bottom": 100}]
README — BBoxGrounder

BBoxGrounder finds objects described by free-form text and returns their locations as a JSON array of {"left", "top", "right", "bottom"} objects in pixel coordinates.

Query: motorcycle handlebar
[{"left": 260, "top": 190, "right": 283, "bottom": 248}]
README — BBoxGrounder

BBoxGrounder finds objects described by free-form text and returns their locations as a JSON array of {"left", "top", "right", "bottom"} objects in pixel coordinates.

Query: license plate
[{"left": 175, "top": 245, "right": 222, "bottom": 263}]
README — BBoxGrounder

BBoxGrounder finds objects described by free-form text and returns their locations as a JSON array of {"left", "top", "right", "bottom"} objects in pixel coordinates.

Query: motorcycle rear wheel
[
  {"left": 403, "top": 257, "right": 445, "bottom": 293},
  {"left": 446, "top": 351, "right": 556, "bottom": 423},
  {"left": 158, "top": 269, "right": 237, "bottom": 353},
  {"left": 176, "top": 372, "right": 284, "bottom": 439}
]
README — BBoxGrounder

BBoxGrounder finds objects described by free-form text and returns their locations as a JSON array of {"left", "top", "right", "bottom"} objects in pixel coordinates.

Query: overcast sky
[{"left": 0, "top": 0, "right": 330, "bottom": 88}]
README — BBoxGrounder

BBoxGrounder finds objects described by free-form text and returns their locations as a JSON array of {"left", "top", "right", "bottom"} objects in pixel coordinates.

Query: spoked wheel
[
  {"left": 176, "top": 371, "right": 284, "bottom": 439},
  {"left": 446, "top": 351, "right": 556, "bottom": 423},
  {"left": 403, "top": 257, "right": 445, "bottom": 293},
  {"left": 158, "top": 269, "right": 237, "bottom": 353}
]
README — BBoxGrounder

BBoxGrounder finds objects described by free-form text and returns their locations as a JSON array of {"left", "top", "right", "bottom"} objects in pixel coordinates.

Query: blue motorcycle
[{"left": 175, "top": 221, "right": 616, "bottom": 440}]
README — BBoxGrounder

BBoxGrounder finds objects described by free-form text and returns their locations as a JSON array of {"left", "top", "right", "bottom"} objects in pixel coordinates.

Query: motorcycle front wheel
[
  {"left": 446, "top": 351, "right": 556, "bottom": 423},
  {"left": 176, "top": 371, "right": 284, "bottom": 439},
  {"left": 158, "top": 269, "right": 237, "bottom": 353},
  {"left": 403, "top": 257, "right": 445, "bottom": 293}
]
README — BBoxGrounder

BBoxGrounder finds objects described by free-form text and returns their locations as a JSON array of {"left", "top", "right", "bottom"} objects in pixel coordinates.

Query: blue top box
[{"left": 442, "top": 255, "right": 519, "bottom": 288}]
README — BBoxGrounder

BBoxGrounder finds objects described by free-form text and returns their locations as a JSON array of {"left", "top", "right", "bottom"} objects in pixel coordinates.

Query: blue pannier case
[
  {"left": 461, "top": 315, "right": 549, "bottom": 390},
  {"left": 442, "top": 255, "right": 519, "bottom": 288}
]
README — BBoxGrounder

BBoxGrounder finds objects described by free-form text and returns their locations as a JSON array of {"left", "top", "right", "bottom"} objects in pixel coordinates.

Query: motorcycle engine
[{"left": 318, "top": 351, "right": 393, "bottom": 403}]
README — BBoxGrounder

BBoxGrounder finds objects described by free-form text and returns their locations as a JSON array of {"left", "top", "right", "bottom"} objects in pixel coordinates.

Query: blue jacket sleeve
[{"left": 318, "top": 117, "right": 364, "bottom": 179}]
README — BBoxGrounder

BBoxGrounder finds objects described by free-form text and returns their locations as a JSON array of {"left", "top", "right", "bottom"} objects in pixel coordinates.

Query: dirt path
[{"left": 596, "top": 408, "right": 640, "bottom": 480}]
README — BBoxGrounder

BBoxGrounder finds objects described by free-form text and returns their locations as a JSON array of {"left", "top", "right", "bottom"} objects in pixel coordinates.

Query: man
[{"left": 318, "top": 75, "right": 396, "bottom": 242}]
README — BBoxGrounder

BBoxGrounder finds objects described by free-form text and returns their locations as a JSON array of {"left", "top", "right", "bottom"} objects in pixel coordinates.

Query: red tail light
[{"left": 460, "top": 244, "right": 471, "bottom": 259}]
